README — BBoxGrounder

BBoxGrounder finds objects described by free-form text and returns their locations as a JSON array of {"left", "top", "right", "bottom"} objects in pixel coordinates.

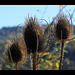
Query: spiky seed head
[
  {"left": 23, "top": 16, "right": 44, "bottom": 54},
  {"left": 54, "top": 15, "right": 71, "bottom": 41},
  {"left": 7, "top": 38, "right": 27, "bottom": 64}
]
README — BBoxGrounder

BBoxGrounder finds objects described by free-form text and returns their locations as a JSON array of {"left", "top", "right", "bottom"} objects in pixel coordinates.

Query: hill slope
[{"left": 0, "top": 25, "right": 75, "bottom": 70}]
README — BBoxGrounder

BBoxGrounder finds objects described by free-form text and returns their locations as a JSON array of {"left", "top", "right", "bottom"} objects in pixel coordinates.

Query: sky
[{"left": 0, "top": 5, "right": 75, "bottom": 29}]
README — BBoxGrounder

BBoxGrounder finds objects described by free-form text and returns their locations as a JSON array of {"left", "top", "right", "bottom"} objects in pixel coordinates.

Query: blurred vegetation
[
  {"left": 0, "top": 5, "right": 75, "bottom": 70},
  {"left": 0, "top": 25, "right": 75, "bottom": 70}
]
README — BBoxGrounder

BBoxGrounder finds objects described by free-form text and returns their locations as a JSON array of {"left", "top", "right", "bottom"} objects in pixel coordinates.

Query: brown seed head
[
  {"left": 54, "top": 15, "right": 71, "bottom": 41},
  {"left": 23, "top": 17, "right": 44, "bottom": 54},
  {"left": 7, "top": 38, "right": 27, "bottom": 64}
]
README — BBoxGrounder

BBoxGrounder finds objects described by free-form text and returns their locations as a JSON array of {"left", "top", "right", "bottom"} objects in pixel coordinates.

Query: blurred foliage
[{"left": 0, "top": 25, "right": 75, "bottom": 70}]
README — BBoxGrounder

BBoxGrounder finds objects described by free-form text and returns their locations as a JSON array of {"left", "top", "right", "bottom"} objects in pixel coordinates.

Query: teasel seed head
[
  {"left": 54, "top": 14, "right": 71, "bottom": 41},
  {"left": 23, "top": 16, "right": 44, "bottom": 54},
  {"left": 7, "top": 37, "right": 27, "bottom": 64}
]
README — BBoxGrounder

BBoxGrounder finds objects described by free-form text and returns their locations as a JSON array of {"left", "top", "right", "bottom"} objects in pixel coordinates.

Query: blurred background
[{"left": 0, "top": 5, "right": 75, "bottom": 70}]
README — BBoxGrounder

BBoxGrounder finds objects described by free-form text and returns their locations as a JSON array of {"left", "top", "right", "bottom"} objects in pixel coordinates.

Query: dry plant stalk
[
  {"left": 7, "top": 39, "right": 27, "bottom": 70},
  {"left": 53, "top": 13, "right": 73, "bottom": 70},
  {"left": 23, "top": 16, "right": 44, "bottom": 70},
  {"left": 32, "top": 53, "right": 37, "bottom": 70},
  {"left": 6, "top": 24, "right": 27, "bottom": 70},
  {"left": 23, "top": 16, "right": 44, "bottom": 54}
]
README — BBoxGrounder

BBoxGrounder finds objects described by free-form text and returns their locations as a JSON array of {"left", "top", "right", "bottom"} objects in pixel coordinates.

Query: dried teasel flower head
[
  {"left": 54, "top": 14, "right": 72, "bottom": 41},
  {"left": 7, "top": 36, "right": 27, "bottom": 64},
  {"left": 23, "top": 16, "right": 44, "bottom": 54}
]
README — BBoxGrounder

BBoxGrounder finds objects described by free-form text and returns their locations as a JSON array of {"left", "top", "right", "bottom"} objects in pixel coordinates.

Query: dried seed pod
[
  {"left": 23, "top": 17, "right": 44, "bottom": 54},
  {"left": 54, "top": 15, "right": 71, "bottom": 41},
  {"left": 53, "top": 13, "right": 73, "bottom": 70},
  {"left": 7, "top": 38, "right": 27, "bottom": 64}
]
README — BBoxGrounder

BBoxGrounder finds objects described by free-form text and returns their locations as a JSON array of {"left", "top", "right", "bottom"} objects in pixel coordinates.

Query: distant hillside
[
  {"left": 0, "top": 25, "right": 46, "bottom": 40},
  {"left": 0, "top": 25, "right": 75, "bottom": 38},
  {"left": 0, "top": 25, "right": 75, "bottom": 70},
  {"left": 0, "top": 26, "right": 22, "bottom": 40}
]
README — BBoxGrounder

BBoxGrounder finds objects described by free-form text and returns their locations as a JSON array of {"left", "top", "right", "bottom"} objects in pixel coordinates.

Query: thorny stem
[
  {"left": 15, "top": 63, "right": 18, "bottom": 70},
  {"left": 59, "top": 30, "right": 64, "bottom": 70},
  {"left": 59, "top": 40, "right": 65, "bottom": 70},
  {"left": 31, "top": 28, "right": 38, "bottom": 70},
  {"left": 32, "top": 53, "right": 37, "bottom": 70}
]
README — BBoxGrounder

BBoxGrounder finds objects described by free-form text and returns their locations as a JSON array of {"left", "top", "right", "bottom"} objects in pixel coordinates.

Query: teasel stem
[
  {"left": 15, "top": 63, "right": 18, "bottom": 70},
  {"left": 32, "top": 53, "right": 37, "bottom": 70},
  {"left": 59, "top": 10, "right": 73, "bottom": 70},
  {"left": 59, "top": 40, "right": 65, "bottom": 70},
  {"left": 32, "top": 29, "right": 38, "bottom": 70},
  {"left": 59, "top": 30, "right": 65, "bottom": 70}
]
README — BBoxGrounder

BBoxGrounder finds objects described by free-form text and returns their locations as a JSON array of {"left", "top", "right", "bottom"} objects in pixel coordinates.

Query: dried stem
[
  {"left": 59, "top": 40, "right": 65, "bottom": 70},
  {"left": 15, "top": 63, "right": 18, "bottom": 70},
  {"left": 32, "top": 28, "right": 38, "bottom": 70},
  {"left": 32, "top": 53, "right": 37, "bottom": 70},
  {"left": 59, "top": 30, "right": 65, "bottom": 70}
]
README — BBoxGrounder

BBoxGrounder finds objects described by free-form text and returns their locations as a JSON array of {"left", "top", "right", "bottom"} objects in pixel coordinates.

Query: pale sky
[{"left": 0, "top": 5, "right": 75, "bottom": 29}]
